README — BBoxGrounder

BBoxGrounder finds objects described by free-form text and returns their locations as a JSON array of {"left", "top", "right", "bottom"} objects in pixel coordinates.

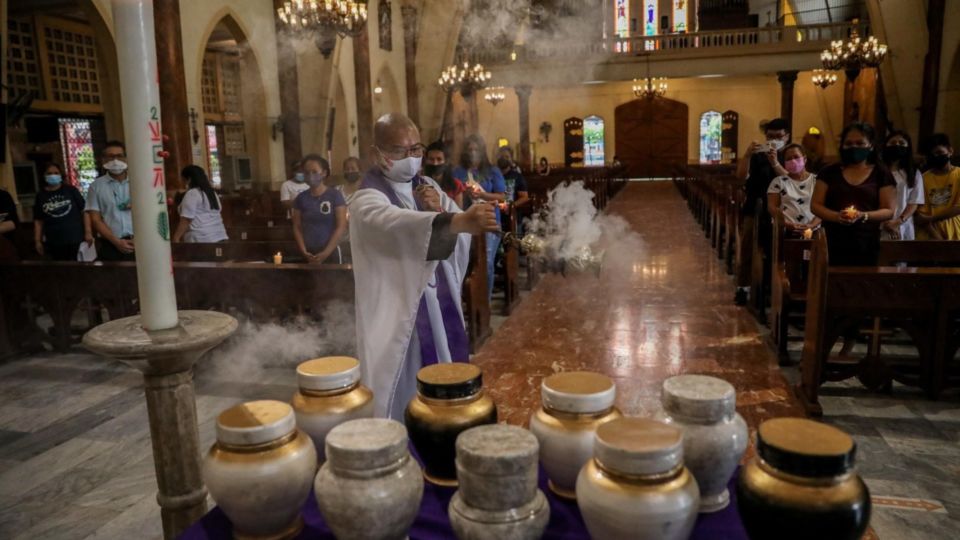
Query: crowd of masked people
[
  {"left": 0, "top": 134, "right": 531, "bottom": 306},
  {"left": 733, "top": 118, "right": 959, "bottom": 309}
]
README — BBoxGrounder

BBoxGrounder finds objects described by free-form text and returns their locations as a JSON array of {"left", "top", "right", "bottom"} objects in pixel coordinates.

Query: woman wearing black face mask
[
  {"left": 914, "top": 133, "right": 960, "bottom": 240},
  {"left": 811, "top": 122, "right": 896, "bottom": 358},
  {"left": 812, "top": 122, "right": 896, "bottom": 265},
  {"left": 880, "top": 131, "right": 924, "bottom": 240}
]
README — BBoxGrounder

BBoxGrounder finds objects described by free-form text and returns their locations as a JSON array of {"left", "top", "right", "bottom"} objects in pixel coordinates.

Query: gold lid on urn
[{"left": 216, "top": 400, "right": 298, "bottom": 449}]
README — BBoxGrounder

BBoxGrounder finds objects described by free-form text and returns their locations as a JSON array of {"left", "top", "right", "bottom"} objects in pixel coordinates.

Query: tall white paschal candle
[{"left": 112, "top": 0, "right": 179, "bottom": 330}]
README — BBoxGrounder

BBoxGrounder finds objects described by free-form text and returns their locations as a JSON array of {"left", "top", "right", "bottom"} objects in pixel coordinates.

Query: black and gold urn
[
  {"left": 404, "top": 363, "right": 497, "bottom": 486},
  {"left": 737, "top": 417, "right": 871, "bottom": 540}
]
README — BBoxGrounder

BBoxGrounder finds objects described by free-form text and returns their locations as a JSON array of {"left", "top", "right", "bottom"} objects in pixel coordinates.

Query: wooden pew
[
  {"left": 797, "top": 232, "right": 960, "bottom": 415},
  {"left": 747, "top": 199, "right": 769, "bottom": 322},
  {"left": 0, "top": 260, "right": 354, "bottom": 354},
  {"left": 224, "top": 226, "right": 294, "bottom": 242},
  {"left": 462, "top": 233, "right": 492, "bottom": 353},
  {"left": 170, "top": 241, "right": 353, "bottom": 264},
  {"left": 768, "top": 214, "right": 812, "bottom": 363},
  {"left": 501, "top": 206, "right": 522, "bottom": 316},
  {"left": 773, "top": 238, "right": 960, "bottom": 365}
]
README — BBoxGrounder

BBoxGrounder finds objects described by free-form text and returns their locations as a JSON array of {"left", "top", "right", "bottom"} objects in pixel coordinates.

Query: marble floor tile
[
  {"left": 11, "top": 502, "right": 120, "bottom": 540},
  {"left": 0, "top": 388, "right": 143, "bottom": 460},
  {"left": 82, "top": 491, "right": 162, "bottom": 540},
  {"left": 74, "top": 455, "right": 155, "bottom": 512},
  {"left": 0, "top": 459, "right": 19, "bottom": 475},
  {"left": 0, "top": 438, "right": 117, "bottom": 499},
  {"left": 868, "top": 507, "right": 960, "bottom": 540}
]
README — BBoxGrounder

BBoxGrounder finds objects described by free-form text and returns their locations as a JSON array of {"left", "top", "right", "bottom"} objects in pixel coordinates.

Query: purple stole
[{"left": 360, "top": 169, "right": 470, "bottom": 365}]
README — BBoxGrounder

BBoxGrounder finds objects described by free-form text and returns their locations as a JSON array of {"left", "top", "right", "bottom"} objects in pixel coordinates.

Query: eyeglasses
[
  {"left": 103, "top": 152, "right": 126, "bottom": 160},
  {"left": 377, "top": 144, "right": 425, "bottom": 160}
]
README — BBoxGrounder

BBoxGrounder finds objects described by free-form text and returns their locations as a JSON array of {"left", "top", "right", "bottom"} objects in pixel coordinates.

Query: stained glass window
[
  {"left": 615, "top": 0, "right": 629, "bottom": 38},
  {"left": 206, "top": 125, "right": 222, "bottom": 187},
  {"left": 58, "top": 118, "right": 97, "bottom": 193},
  {"left": 644, "top": 2, "right": 658, "bottom": 36},
  {"left": 699, "top": 111, "right": 722, "bottom": 164},
  {"left": 673, "top": 0, "right": 687, "bottom": 33},
  {"left": 584, "top": 116, "right": 605, "bottom": 167}
]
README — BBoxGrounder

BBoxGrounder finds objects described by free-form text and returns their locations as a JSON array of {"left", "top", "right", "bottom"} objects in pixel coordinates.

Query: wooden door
[{"left": 614, "top": 97, "right": 688, "bottom": 178}]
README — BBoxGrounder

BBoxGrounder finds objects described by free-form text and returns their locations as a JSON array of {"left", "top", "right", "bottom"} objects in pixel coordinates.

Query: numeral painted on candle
[
  {"left": 149, "top": 120, "right": 161, "bottom": 142},
  {"left": 151, "top": 106, "right": 159, "bottom": 121},
  {"left": 157, "top": 211, "right": 170, "bottom": 241},
  {"left": 153, "top": 168, "right": 165, "bottom": 188},
  {"left": 152, "top": 144, "right": 164, "bottom": 164},
  {"left": 157, "top": 191, "right": 164, "bottom": 205}
]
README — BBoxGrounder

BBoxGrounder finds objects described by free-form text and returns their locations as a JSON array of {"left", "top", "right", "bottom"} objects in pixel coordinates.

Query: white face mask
[
  {"left": 768, "top": 139, "right": 786, "bottom": 151},
  {"left": 104, "top": 159, "right": 128, "bottom": 174},
  {"left": 383, "top": 156, "right": 422, "bottom": 183}
]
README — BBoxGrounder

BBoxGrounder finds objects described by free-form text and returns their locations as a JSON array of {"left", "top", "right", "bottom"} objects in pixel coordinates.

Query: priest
[{"left": 350, "top": 113, "right": 499, "bottom": 419}]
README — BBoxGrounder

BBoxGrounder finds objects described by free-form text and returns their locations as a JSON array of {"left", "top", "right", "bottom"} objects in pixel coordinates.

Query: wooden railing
[{"left": 472, "top": 20, "right": 867, "bottom": 65}]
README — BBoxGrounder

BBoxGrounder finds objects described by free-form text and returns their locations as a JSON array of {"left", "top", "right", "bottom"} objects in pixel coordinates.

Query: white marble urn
[
  {"left": 291, "top": 356, "right": 374, "bottom": 462},
  {"left": 657, "top": 374, "right": 748, "bottom": 513},
  {"left": 576, "top": 418, "right": 699, "bottom": 540},
  {"left": 448, "top": 424, "right": 549, "bottom": 540},
  {"left": 203, "top": 400, "right": 317, "bottom": 539},
  {"left": 528, "top": 371, "right": 622, "bottom": 499},
  {"left": 315, "top": 418, "right": 423, "bottom": 540}
]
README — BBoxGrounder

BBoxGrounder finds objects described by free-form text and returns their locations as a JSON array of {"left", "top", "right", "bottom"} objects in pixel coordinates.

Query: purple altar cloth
[{"left": 180, "top": 466, "right": 747, "bottom": 540}]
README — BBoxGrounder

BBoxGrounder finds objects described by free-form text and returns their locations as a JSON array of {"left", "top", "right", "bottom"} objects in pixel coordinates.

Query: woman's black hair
[
  {"left": 301, "top": 153, "right": 331, "bottom": 175},
  {"left": 839, "top": 122, "right": 880, "bottom": 165},
  {"left": 460, "top": 134, "right": 492, "bottom": 175},
  {"left": 180, "top": 165, "right": 220, "bottom": 211},
  {"left": 438, "top": 164, "right": 459, "bottom": 194},
  {"left": 782, "top": 143, "right": 806, "bottom": 157},
  {"left": 42, "top": 162, "right": 65, "bottom": 176},
  {"left": 884, "top": 130, "right": 918, "bottom": 188}
]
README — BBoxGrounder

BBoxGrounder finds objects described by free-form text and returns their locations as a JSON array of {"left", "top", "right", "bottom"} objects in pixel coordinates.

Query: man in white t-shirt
[{"left": 280, "top": 160, "right": 309, "bottom": 209}]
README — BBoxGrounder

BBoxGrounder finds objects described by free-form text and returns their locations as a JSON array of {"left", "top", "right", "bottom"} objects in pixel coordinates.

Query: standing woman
[
  {"left": 811, "top": 122, "right": 895, "bottom": 357},
  {"left": 880, "top": 131, "right": 924, "bottom": 240},
  {"left": 173, "top": 165, "right": 228, "bottom": 243},
  {"left": 766, "top": 144, "right": 820, "bottom": 234},
  {"left": 811, "top": 122, "right": 896, "bottom": 264},
  {"left": 33, "top": 163, "right": 87, "bottom": 260},
  {"left": 454, "top": 134, "right": 505, "bottom": 299},
  {"left": 292, "top": 154, "right": 347, "bottom": 263}
]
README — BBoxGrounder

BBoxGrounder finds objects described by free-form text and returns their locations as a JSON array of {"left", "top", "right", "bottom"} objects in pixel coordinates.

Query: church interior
[{"left": 1, "top": 0, "right": 959, "bottom": 539}]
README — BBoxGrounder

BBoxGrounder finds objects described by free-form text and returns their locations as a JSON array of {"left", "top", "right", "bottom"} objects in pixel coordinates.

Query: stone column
[
  {"left": 777, "top": 70, "right": 797, "bottom": 129},
  {"left": 353, "top": 27, "right": 374, "bottom": 159},
  {"left": 275, "top": 28, "right": 303, "bottom": 173},
  {"left": 153, "top": 0, "right": 192, "bottom": 191},
  {"left": 919, "top": 0, "right": 945, "bottom": 142},
  {"left": 400, "top": 2, "right": 420, "bottom": 126},
  {"left": 515, "top": 85, "right": 532, "bottom": 170}
]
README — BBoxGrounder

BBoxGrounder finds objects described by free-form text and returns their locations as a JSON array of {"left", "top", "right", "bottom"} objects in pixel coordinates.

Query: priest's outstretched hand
[
  {"left": 414, "top": 184, "right": 442, "bottom": 212},
  {"left": 451, "top": 202, "right": 499, "bottom": 235}
]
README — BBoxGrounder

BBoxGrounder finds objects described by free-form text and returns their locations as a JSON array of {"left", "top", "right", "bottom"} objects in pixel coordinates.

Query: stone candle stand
[{"left": 83, "top": 310, "right": 237, "bottom": 539}]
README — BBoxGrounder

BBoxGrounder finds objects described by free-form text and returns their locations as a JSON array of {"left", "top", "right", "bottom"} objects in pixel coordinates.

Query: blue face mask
[
  {"left": 45, "top": 174, "right": 63, "bottom": 186},
  {"left": 294, "top": 172, "right": 306, "bottom": 183}
]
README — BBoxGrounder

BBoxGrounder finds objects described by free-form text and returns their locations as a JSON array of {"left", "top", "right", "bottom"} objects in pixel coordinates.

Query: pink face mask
[{"left": 784, "top": 157, "right": 806, "bottom": 174}]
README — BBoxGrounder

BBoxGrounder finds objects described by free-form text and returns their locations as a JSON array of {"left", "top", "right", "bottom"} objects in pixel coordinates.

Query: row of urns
[{"left": 202, "top": 358, "right": 871, "bottom": 540}]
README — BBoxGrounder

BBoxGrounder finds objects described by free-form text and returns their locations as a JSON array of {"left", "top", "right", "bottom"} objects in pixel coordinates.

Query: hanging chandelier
[
  {"left": 277, "top": 0, "right": 368, "bottom": 39},
  {"left": 484, "top": 87, "right": 505, "bottom": 106},
  {"left": 811, "top": 69, "right": 837, "bottom": 89},
  {"left": 633, "top": 78, "right": 667, "bottom": 99},
  {"left": 438, "top": 62, "right": 492, "bottom": 94},
  {"left": 820, "top": 21, "right": 886, "bottom": 80}
]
